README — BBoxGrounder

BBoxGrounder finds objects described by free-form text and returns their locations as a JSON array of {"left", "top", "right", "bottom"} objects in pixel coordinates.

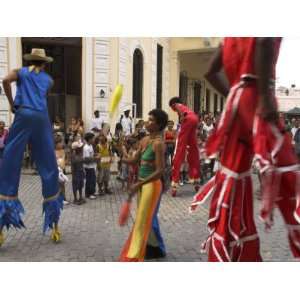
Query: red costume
[
  {"left": 190, "top": 38, "right": 300, "bottom": 261},
  {"left": 171, "top": 103, "right": 200, "bottom": 187}
]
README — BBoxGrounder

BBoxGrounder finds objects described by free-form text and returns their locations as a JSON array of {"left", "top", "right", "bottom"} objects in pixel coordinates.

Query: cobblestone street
[{"left": 0, "top": 172, "right": 295, "bottom": 262}]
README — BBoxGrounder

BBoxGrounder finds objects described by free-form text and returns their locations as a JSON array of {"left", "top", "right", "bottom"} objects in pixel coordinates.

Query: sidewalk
[{"left": 0, "top": 174, "right": 294, "bottom": 261}]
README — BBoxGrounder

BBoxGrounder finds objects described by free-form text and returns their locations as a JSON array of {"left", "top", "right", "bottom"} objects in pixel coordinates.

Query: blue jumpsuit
[{"left": 0, "top": 67, "right": 63, "bottom": 233}]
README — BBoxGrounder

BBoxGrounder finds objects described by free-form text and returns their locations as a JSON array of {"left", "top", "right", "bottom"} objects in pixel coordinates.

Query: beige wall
[
  {"left": 171, "top": 37, "right": 221, "bottom": 53},
  {"left": 278, "top": 97, "right": 300, "bottom": 112},
  {"left": 82, "top": 37, "right": 172, "bottom": 132},
  {"left": 166, "top": 38, "right": 223, "bottom": 121},
  {"left": 0, "top": 37, "right": 22, "bottom": 127},
  {"left": 180, "top": 51, "right": 224, "bottom": 113},
  {"left": 111, "top": 37, "right": 171, "bottom": 129},
  {"left": 0, "top": 38, "right": 9, "bottom": 126}
]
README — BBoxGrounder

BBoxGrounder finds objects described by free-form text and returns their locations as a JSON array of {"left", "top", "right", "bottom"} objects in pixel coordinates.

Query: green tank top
[{"left": 138, "top": 143, "right": 155, "bottom": 179}]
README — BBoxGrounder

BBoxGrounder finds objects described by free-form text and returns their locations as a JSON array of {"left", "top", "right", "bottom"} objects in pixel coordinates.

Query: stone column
[{"left": 169, "top": 50, "right": 180, "bottom": 121}]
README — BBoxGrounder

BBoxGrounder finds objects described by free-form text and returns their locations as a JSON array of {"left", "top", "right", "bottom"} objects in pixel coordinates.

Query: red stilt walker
[
  {"left": 190, "top": 38, "right": 300, "bottom": 261},
  {"left": 169, "top": 97, "right": 200, "bottom": 197}
]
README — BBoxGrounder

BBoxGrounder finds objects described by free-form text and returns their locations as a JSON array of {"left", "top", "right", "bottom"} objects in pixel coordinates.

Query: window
[
  {"left": 214, "top": 93, "right": 218, "bottom": 114},
  {"left": 132, "top": 49, "right": 143, "bottom": 118},
  {"left": 156, "top": 44, "right": 163, "bottom": 109},
  {"left": 179, "top": 72, "right": 188, "bottom": 104},
  {"left": 193, "top": 82, "right": 201, "bottom": 113},
  {"left": 220, "top": 97, "right": 224, "bottom": 111},
  {"left": 206, "top": 89, "right": 210, "bottom": 113}
]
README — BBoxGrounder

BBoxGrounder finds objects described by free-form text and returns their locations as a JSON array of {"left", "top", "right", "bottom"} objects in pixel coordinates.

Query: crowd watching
[{"left": 1, "top": 109, "right": 299, "bottom": 204}]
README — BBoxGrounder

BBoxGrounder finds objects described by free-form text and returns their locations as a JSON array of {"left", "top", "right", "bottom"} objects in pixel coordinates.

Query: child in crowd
[
  {"left": 164, "top": 120, "right": 177, "bottom": 165},
  {"left": 119, "top": 138, "right": 130, "bottom": 191},
  {"left": 133, "top": 120, "right": 146, "bottom": 138},
  {"left": 112, "top": 123, "right": 125, "bottom": 180},
  {"left": 83, "top": 132, "right": 97, "bottom": 199},
  {"left": 55, "top": 137, "right": 66, "bottom": 173},
  {"left": 96, "top": 135, "right": 113, "bottom": 195},
  {"left": 55, "top": 137, "right": 69, "bottom": 205},
  {"left": 101, "top": 122, "right": 113, "bottom": 144},
  {"left": 127, "top": 137, "right": 139, "bottom": 187},
  {"left": 112, "top": 123, "right": 124, "bottom": 157},
  {"left": 71, "top": 140, "right": 90, "bottom": 205}
]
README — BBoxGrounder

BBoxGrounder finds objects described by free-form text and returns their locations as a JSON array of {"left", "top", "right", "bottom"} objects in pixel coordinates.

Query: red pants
[
  {"left": 191, "top": 82, "right": 300, "bottom": 261},
  {"left": 171, "top": 114, "right": 200, "bottom": 184}
]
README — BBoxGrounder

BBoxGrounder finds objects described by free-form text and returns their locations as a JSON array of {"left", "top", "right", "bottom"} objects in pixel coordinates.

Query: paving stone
[{"left": 0, "top": 173, "right": 295, "bottom": 261}]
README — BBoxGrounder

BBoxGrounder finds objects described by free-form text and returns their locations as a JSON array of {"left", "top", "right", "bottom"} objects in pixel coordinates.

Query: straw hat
[{"left": 23, "top": 48, "right": 53, "bottom": 63}]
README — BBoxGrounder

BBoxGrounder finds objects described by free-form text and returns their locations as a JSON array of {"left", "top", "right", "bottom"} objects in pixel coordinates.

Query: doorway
[
  {"left": 132, "top": 48, "right": 144, "bottom": 118},
  {"left": 21, "top": 37, "right": 82, "bottom": 129},
  {"left": 156, "top": 44, "right": 163, "bottom": 109}
]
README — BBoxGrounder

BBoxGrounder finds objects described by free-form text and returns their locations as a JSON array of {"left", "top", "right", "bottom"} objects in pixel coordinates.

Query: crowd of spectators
[{"left": 0, "top": 108, "right": 299, "bottom": 204}]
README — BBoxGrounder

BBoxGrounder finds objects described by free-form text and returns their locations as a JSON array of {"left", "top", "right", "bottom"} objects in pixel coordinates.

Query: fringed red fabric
[
  {"left": 192, "top": 76, "right": 300, "bottom": 261},
  {"left": 191, "top": 166, "right": 261, "bottom": 262},
  {"left": 205, "top": 83, "right": 244, "bottom": 158},
  {"left": 253, "top": 116, "right": 300, "bottom": 230}
]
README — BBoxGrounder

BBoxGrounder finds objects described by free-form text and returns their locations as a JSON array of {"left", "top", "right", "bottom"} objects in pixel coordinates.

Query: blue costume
[{"left": 0, "top": 66, "right": 63, "bottom": 238}]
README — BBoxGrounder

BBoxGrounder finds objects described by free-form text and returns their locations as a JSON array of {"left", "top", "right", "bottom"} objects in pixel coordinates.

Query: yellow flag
[{"left": 109, "top": 84, "right": 123, "bottom": 117}]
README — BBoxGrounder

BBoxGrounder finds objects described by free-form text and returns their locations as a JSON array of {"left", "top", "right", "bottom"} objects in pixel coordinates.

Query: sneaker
[
  {"left": 105, "top": 189, "right": 112, "bottom": 195},
  {"left": 63, "top": 200, "right": 70, "bottom": 205},
  {"left": 89, "top": 195, "right": 96, "bottom": 200},
  {"left": 179, "top": 181, "right": 184, "bottom": 186},
  {"left": 79, "top": 198, "right": 86, "bottom": 204},
  {"left": 98, "top": 190, "right": 105, "bottom": 196}
]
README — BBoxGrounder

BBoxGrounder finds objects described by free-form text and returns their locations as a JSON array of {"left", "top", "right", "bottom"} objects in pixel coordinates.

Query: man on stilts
[
  {"left": 169, "top": 97, "right": 200, "bottom": 197},
  {"left": 0, "top": 48, "right": 64, "bottom": 247},
  {"left": 190, "top": 38, "right": 300, "bottom": 261}
]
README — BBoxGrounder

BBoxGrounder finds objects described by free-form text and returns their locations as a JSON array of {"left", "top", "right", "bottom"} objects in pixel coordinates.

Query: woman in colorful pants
[
  {"left": 119, "top": 109, "right": 168, "bottom": 261},
  {"left": 190, "top": 38, "right": 300, "bottom": 261},
  {"left": 0, "top": 48, "right": 63, "bottom": 247}
]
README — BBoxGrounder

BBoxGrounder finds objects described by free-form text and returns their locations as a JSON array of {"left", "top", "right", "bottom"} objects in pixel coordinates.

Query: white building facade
[
  {"left": 276, "top": 86, "right": 300, "bottom": 112},
  {"left": 0, "top": 37, "right": 223, "bottom": 130}
]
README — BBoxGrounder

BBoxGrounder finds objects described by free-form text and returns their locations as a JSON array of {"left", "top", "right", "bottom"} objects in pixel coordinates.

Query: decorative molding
[
  {"left": 119, "top": 38, "right": 129, "bottom": 109},
  {"left": 0, "top": 38, "right": 9, "bottom": 124},
  {"left": 129, "top": 40, "right": 147, "bottom": 64},
  {"left": 93, "top": 38, "right": 111, "bottom": 118}
]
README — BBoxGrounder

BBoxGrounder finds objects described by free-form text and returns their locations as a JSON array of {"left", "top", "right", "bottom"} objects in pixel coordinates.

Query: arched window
[
  {"left": 156, "top": 44, "right": 163, "bottom": 109},
  {"left": 179, "top": 71, "right": 188, "bottom": 104},
  {"left": 193, "top": 82, "right": 201, "bottom": 114},
  {"left": 132, "top": 49, "right": 143, "bottom": 118}
]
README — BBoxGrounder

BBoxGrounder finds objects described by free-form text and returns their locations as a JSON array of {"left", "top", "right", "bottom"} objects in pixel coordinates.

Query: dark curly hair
[
  {"left": 169, "top": 97, "right": 182, "bottom": 107},
  {"left": 149, "top": 109, "right": 169, "bottom": 131},
  {"left": 84, "top": 132, "right": 95, "bottom": 142}
]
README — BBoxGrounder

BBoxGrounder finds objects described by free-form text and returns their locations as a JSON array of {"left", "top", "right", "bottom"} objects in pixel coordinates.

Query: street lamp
[{"left": 99, "top": 89, "right": 105, "bottom": 98}]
